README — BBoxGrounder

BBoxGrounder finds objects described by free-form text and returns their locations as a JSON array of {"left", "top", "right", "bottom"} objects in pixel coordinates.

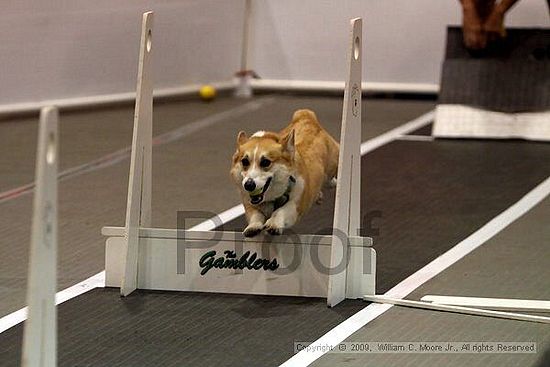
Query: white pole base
[{"left": 234, "top": 74, "right": 253, "bottom": 98}]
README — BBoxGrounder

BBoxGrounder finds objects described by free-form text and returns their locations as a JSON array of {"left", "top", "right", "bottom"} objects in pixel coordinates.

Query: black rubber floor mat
[
  {"left": 438, "top": 27, "right": 550, "bottom": 113},
  {"left": 0, "top": 289, "right": 364, "bottom": 367},
  {"left": 1, "top": 139, "right": 549, "bottom": 367}
]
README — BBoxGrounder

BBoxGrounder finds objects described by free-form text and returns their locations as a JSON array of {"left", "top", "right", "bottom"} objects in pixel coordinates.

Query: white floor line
[
  {"left": 0, "top": 207, "right": 236, "bottom": 334},
  {"left": 281, "top": 175, "right": 550, "bottom": 367},
  {"left": 0, "top": 271, "right": 105, "bottom": 333},
  {"left": 360, "top": 110, "right": 434, "bottom": 155},
  {"left": 0, "top": 109, "right": 434, "bottom": 334},
  {"left": 396, "top": 134, "right": 435, "bottom": 142},
  {"left": 190, "top": 205, "right": 246, "bottom": 231}
]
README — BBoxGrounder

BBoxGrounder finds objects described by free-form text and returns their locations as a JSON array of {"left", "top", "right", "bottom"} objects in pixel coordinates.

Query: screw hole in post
[
  {"left": 353, "top": 36, "right": 360, "bottom": 60},
  {"left": 46, "top": 133, "right": 56, "bottom": 165},
  {"left": 146, "top": 29, "right": 152, "bottom": 52}
]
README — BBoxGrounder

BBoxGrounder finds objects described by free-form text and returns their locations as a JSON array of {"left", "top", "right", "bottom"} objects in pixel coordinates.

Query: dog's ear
[
  {"left": 282, "top": 129, "right": 295, "bottom": 157},
  {"left": 237, "top": 131, "right": 248, "bottom": 146}
]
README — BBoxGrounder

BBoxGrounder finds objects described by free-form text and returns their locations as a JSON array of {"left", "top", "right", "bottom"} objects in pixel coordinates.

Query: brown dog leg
[{"left": 461, "top": 0, "right": 489, "bottom": 50}]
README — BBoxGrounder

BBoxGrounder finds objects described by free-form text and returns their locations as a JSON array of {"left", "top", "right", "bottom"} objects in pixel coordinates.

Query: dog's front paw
[
  {"left": 263, "top": 218, "right": 284, "bottom": 236},
  {"left": 243, "top": 223, "right": 263, "bottom": 237}
]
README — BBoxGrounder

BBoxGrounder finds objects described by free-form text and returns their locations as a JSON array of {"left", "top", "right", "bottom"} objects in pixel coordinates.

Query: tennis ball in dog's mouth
[{"left": 250, "top": 188, "right": 263, "bottom": 196}]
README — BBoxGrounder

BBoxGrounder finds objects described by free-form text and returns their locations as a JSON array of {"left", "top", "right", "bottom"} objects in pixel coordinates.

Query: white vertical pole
[
  {"left": 327, "top": 18, "right": 362, "bottom": 307},
  {"left": 235, "top": 0, "right": 253, "bottom": 98},
  {"left": 22, "top": 106, "right": 58, "bottom": 367},
  {"left": 240, "top": 0, "right": 252, "bottom": 74},
  {"left": 121, "top": 11, "right": 154, "bottom": 296}
]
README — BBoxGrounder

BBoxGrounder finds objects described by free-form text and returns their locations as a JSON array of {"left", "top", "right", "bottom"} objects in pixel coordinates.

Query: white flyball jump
[
  {"left": 102, "top": 12, "right": 376, "bottom": 307},
  {"left": 22, "top": 107, "right": 59, "bottom": 367}
]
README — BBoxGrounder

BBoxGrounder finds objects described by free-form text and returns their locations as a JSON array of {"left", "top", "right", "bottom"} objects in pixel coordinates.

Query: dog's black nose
[{"left": 244, "top": 178, "right": 256, "bottom": 192}]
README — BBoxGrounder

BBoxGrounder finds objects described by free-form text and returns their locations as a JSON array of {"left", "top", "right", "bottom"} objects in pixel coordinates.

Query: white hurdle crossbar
[
  {"left": 103, "top": 13, "right": 375, "bottom": 306},
  {"left": 22, "top": 107, "right": 59, "bottom": 366}
]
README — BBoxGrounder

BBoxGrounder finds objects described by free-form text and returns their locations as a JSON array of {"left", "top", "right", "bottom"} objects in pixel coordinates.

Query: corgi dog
[{"left": 231, "top": 109, "right": 339, "bottom": 237}]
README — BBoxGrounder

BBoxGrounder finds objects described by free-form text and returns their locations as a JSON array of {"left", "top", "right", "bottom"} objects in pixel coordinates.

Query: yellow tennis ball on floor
[{"left": 199, "top": 85, "right": 216, "bottom": 101}]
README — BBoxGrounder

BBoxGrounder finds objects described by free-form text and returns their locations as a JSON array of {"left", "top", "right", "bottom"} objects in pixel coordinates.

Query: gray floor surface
[
  {"left": 2, "top": 95, "right": 548, "bottom": 367},
  {"left": 0, "top": 95, "right": 433, "bottom": 317},
  {"left": 313, "top": 196, "right": 550, "bottom": 367}
]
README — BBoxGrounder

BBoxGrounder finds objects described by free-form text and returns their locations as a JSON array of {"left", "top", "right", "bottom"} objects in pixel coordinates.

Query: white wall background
[
  {"left": 1, "top": 0, "right": 548, "bottom": 107},
  {"left": 0, "top": 0, "right": 245, "bottom": 106},
  {"left": 249, "top": 0, "right": 549, "bottom": 88}
]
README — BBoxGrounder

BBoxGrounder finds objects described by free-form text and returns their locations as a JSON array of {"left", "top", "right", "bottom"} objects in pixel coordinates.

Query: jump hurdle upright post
[
  {"left": 328, "top": 18, "right": 376, "bottom": 306},
  {"left": 104, "top": 13, "right": 375, "bottom": 307},
  {"left": 120, "top": 11, "right": 154, "bottom": 296},
  {"left": 22, "top": 107, "right": 59, "bottom": 367}
]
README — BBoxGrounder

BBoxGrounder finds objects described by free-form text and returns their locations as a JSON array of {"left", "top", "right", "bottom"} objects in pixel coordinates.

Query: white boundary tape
[
  {"left": 360, "top": 111, "right": 434, "bottom": 155},
  {"left": 0, "top": 109, "right": 434, "bottom": 333},
  {"left": 0, "top": 271, "right": 105, "bottom": 334},
  {"left": 281, "top": 175, "right": 550, "bottom": 367},
  {"left": 396, "top": 135, "right": 435, "bottom": 142}
]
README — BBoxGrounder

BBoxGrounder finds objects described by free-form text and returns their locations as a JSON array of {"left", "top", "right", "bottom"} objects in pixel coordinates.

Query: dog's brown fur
[
  {"left": 460, "top": 0, "right": 509, "bottom": 50},
  {"left": 231, "top": 109, "right": 339, "bottom": 236}
]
